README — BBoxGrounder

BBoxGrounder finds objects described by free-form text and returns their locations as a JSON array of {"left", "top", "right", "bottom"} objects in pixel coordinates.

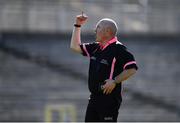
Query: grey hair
[{"left": 96, "top": 18, "right": 118, "bottom": 36}]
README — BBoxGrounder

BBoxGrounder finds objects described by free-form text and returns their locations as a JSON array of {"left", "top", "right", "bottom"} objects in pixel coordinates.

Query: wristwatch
[
  {"left": 113, "top": 79, "right": 119, "bottom": 85},
  {"left": 74, "top": 24, "right": 81, "bottom": 27}
]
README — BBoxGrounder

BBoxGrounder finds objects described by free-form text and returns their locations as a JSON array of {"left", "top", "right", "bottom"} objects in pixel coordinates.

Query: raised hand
[{"left": 75, "top": 12, "right": 88, "bottom": 25}]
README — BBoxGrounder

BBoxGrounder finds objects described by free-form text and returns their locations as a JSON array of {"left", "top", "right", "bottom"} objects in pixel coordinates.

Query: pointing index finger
[{"left": 82, "top": 11, "right": 83, "bottom": 17}]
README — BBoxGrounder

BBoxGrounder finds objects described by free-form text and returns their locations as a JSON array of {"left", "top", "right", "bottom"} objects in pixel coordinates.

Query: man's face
[
  {"left": 95, "top": 23, "right": 104, "bottom": 43},
  {"left": 95, "top": 22, "right": 112, "bottom": 43}
]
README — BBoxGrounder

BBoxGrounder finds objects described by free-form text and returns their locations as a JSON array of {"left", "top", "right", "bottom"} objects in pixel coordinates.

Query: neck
[{"left": 100, "top": 36, "right": 114, "bottom": 46}]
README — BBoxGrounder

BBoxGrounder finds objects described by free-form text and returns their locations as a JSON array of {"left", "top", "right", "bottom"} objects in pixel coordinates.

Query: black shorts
[{"left": 85, "top": 94, "right": 121, "bottom": 122}]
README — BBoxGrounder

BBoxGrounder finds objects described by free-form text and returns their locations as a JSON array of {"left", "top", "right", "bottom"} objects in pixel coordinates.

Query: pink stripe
[
  {"left": 83, "top": 44, "right": 90, "bottom": 57},
  {"left": 123, "top": 61, "right": 136, "bottom": 70},
  {"left": 109, "top": 57, "right": 116, "bottom": 79},
  {"left": 101, "top": 37, "right": 117, "bottom": 50}
]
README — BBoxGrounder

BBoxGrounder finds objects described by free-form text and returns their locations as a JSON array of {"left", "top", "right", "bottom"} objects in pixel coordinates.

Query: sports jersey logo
[
  {"left": 90, "top": 56, "right": 96, "bottom": 60},
  {"left": 100, "top": 59, "right": 109, "bottom": 65},
  {"left": 104, "top": 117, "right": 113, "bottom": 121}
]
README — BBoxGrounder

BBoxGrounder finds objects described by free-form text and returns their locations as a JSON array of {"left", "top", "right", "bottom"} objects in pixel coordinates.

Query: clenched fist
[{"left": 75, "top": 12, "right": 88, "bottom": 25}]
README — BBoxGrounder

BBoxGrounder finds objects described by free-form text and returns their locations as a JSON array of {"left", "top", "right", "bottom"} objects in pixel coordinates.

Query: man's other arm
[{"left": 103, "top": 68, "right": 137, "bottom": 94}]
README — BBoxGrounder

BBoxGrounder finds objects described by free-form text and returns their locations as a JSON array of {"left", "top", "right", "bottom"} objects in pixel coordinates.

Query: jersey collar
[{"left": 99, "top": 37, "right": 117, "bottom": 50}]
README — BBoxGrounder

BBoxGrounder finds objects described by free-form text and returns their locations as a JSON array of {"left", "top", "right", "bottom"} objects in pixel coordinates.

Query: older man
[{"left": 70, "top": 13, "right": 138, "bottom": 122}]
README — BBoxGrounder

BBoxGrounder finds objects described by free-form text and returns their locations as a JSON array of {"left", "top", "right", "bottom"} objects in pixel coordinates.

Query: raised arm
[{"left": 70, "top": 13, "right": 88, "bottom": 54}]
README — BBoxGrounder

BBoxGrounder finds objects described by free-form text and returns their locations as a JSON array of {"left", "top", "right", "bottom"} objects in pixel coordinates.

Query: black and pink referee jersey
[{"left": 80, "top": 37, "right": 138, "bottom": 98}]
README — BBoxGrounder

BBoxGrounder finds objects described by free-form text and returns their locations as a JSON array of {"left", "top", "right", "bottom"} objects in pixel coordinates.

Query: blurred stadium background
[{"left": 0, "top": 0, "right": 180, "bottom": 122}]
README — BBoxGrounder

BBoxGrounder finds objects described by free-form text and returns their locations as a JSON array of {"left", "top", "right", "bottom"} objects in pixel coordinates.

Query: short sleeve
[
  {"left": 116, "top": 45, "right": 138, "bottom": 70},
  {"left": 80, "top": 42, "right": 99, "bottom": 57}
]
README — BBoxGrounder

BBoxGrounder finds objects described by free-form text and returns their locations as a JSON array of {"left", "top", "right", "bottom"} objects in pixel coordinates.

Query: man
[{"left": 70, "top": 13, "right": 138, "bottom": 122}]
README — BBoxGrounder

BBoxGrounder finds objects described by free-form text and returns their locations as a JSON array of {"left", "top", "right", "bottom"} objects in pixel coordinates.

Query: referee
[{"left": 70, "top": 13, "right": 138, "bottom": 122}]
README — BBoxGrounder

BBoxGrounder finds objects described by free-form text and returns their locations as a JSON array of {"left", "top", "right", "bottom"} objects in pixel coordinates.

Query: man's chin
[{"left": 96, "top": 38, "right": 100, "bottom": 42}]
